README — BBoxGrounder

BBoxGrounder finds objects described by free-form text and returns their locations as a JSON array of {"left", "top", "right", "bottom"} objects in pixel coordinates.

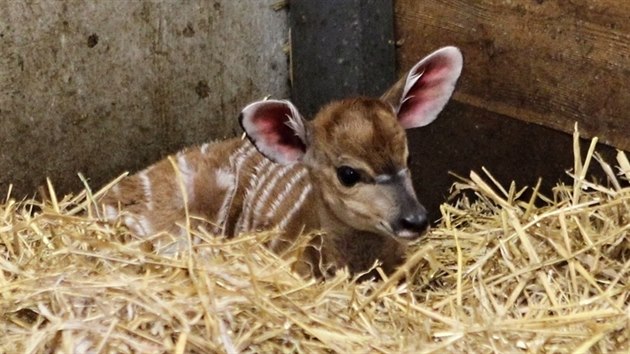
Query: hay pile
[{"left": 1, "top": 131, "right": 629, "bottom": 353}]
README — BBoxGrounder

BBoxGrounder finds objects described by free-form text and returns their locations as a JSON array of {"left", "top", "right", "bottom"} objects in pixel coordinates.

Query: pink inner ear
[
  {"left": 398, "top": 48, "right": 462, "bottom": 129},
  {"left": 250, "top": 104, "right": 306, "bottom": 162}
]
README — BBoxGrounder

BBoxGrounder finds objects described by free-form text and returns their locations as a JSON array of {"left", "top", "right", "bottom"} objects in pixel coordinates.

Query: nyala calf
[{"left": 102, "top": 47, "right": 463, "bottom": 278}]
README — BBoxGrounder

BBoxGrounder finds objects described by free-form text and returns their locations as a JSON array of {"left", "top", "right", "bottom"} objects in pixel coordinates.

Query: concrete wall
[{"left": 0, "top": 1, "right": 289, "bottom": 198}]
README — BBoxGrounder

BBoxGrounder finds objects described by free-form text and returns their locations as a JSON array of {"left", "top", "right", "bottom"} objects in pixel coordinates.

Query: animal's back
[{"left": 102, "top": 138, "right": 316, "bottom": 247}]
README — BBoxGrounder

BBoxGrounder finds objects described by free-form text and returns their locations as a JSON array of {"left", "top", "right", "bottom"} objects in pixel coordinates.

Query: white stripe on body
[
  {"left": 278, "top": 183, "right": 312, "bottom": 230},
  {"left": 138, "top": 170, "right": 154, "bottom": 211},
  {"left": 259, "top": 166, "right": 308, "bottom": 227},
  {"left": 247, "top": 163, "right": 294, "bottom": 230},
  {"left": 176, "top": 152, "right": 196, "bottom": 205},
  {"left": 211, "top": 167, "right": 236, "bottom": 235},
  {"left": 123, "top": 214, "right": 154, "bottom": 236},
  {"left": 269, "top": 183, "right": 313, "bottom": 250},
  {"left": 235, "top": 157, "right": 276, "bottom": 233},
  {"left": 213, "top": 142, "right": 257, "bottom": 235}
]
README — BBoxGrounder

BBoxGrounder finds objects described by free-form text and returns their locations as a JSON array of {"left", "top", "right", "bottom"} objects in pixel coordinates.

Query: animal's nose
[{"left": 400, "top": 212, "right": 429, "bottom": 233}]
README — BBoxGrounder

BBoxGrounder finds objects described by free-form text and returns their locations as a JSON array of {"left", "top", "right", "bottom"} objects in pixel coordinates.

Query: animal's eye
[{"left": 336, "top": 166, "right": 361, "bottom": 187}]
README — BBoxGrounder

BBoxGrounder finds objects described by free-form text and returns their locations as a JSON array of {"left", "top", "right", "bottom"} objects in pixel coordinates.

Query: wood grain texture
[{"left": 395, "top": 0, "right": 630, "bottom": 151}]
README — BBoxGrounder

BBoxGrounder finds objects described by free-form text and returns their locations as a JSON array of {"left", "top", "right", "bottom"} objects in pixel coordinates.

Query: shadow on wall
[{"left": 409, "top": 101, "right": 619, "bottom": 222}]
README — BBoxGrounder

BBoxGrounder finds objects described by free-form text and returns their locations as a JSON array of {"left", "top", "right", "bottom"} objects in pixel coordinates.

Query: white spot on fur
[
  {"left": 215, "top": 168, "right": 234, "bottom": 190},
  {"left": 123, "top": 214, "right": 153, "bottom": 236},
  {"left": 123, "top": 216, "right": 138, "bottom": 233},
  {"left": 138, "top": 216, "right": 154, "bottom": 236},
  {"left": 104, "top": 205, "right": 119, "bottom": 220},
  {"left": 200, "top": 143, "right": 210, "bottom": 155}
]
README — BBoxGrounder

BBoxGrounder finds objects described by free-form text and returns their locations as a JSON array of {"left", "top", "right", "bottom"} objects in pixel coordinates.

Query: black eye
[{"left": 336, "top": 166, "right": 361, "bottom": 187}]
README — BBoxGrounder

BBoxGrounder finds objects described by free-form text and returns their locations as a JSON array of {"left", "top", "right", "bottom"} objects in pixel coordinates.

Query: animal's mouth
[
  {"left": 395, "top": 229, "right": 424, "bottom": 240},
  {"left": 377, "top": 222, "right": 427, "bottom": 241}
]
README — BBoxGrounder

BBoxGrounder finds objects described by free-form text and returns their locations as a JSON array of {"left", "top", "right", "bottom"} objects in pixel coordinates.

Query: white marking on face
[
  {"left": 375, "top": 174, "right": 392, "bottom": 184},
  {"left": 395, "top": 229, "right": 419, "bottom": 239},
  {"left": 375, "top": 168, "right": 407, "bottom": 184}
]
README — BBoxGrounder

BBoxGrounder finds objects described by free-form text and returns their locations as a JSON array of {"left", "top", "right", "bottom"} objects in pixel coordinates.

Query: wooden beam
[{"left": 290, "top": 0, "right": 395, "bottom": 117}]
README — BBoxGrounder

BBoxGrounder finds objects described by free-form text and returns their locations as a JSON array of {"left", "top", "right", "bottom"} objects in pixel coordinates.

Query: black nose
[{"left": 400, "top": 212, "right": 429, "bottom": 233}]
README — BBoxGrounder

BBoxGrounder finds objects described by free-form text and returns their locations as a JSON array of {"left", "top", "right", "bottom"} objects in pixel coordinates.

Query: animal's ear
[
  {"left": 381, "top": 46, "right": 463, "bottom": 129},
  {"left": 239, "top": 99, "right": 308, "bottom": 164}
]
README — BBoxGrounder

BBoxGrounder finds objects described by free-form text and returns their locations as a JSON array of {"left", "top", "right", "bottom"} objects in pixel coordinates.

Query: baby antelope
[{"left": 101, "top": 46, "right": 463, "bottom": 278}]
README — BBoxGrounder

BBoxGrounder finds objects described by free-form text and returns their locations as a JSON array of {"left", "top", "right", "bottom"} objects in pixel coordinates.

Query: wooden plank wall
[
  {"left": 391, "top": 0, "right": 626, "bottom": 220},
  {"left": 395, "top": 0, "right": 630, "bottom": 151}
]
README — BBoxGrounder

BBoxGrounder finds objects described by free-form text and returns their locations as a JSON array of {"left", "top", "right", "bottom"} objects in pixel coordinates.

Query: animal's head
[{"left": 240, "top": 46, "right": 463, "bottom": 240}]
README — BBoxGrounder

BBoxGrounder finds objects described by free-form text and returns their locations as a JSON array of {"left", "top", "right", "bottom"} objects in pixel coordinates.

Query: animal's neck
[
  {"left": 314, "top": 195, "right": 345, "bottom": 235},
  {"left": 303, "top": 183, "right": 407, "bottom": 278}
]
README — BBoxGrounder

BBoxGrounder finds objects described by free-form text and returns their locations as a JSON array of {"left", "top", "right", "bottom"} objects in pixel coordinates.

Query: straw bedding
[{"left": 1, "top": 131, "right": 628, "bottom": 353}]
